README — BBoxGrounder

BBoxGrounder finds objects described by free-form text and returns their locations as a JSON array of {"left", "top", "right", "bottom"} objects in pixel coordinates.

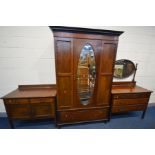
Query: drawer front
[
  {"left": 112, "top": 104, "right": 146, "bottom": 113},
  {"left": 30, "top": 98, "right": 54, "bottom": 103},
  {"left": 58, "top": 108, "right": 109, "bottom": 124},
  {"left": 32, "top": 103, "right": 55, "bottom": 118},
  {"left": 113, "top": 98, "right": 149, "bottom": 106},
  {"left": 5, "top": 99, "right": 29, "bottom": 104},
  {"left": 5, "top": 103, "right": 31, "bottom": 119},
  {"left": 113, "top": 93, "right": 150, "bottom": 99}
]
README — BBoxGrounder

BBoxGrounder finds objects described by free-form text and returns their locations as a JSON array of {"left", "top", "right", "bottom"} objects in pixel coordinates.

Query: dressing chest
[{"left": 111, "top": 82, "right": 152, "bottom": 118}]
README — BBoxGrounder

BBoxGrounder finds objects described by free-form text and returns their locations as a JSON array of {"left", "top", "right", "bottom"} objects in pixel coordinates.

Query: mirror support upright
[{"left": 132, "top": 63, "right": 138, "bottom": 82}]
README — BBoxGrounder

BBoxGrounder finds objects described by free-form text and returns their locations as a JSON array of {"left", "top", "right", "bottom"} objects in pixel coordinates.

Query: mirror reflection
[
  {"left": 114, "top": 59, "right": 136, "bottom": 79},
  {"left": 77, "top": 44, "right": 96, "bottom": 105}
]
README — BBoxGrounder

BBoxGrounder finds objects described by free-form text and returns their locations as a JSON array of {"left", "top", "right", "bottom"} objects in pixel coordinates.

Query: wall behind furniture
[{"left": 0, "top": 26, "right": 155, "bottom": 112}]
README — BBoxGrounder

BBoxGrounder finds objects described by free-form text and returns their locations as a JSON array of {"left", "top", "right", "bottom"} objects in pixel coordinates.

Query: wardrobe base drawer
[{"left": 58, "top": 108, "right": 109, "bottom": 124}]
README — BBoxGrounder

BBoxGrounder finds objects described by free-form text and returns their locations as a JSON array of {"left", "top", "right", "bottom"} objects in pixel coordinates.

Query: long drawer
[
  {"left": 112, "top": 104, "right": 147, "bottom": 113},
  {"left": 112, "top": 93, "right": 150, "bottom": 99},
  {"left": 58, "top": 108, "right": 109, "bottom": 124},
  {"left": 113, "top": 98, "right": 149, "bottom": 106}
]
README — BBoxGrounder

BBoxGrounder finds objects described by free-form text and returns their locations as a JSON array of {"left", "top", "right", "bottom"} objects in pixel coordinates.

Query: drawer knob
[{"left": 8, "top": 100, "right": 12, "bottom": 103}]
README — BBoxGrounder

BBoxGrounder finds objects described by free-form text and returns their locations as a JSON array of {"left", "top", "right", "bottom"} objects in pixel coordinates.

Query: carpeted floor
[{"left": 1, "top": 106, "right": 155, "bottom": 129}]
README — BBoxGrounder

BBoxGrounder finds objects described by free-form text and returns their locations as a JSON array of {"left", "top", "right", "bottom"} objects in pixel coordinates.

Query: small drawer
[
  {"left": 113, "top": 98, "right": 149, "bottom": 106},
  {"left": 5, "top": 99, "right": 29, "bottom": 104},
  {"left": 5, "top": 103, "right": 31, "bottom": 119},
  {"left": 58, "top": 108, "right": 109, "bottom": 124},
  {"left": 113, "top": 93, "right": 150, "bottom": 99},
  {"left": 15, "top": 99, "right": 30, "bottom": 104},
  {"left": 4, "top": 99, "right": 13, "bottom": 104},
  {"left": 112, "top": 104, "right": 146, "bottom": 113},
  {"left": 30, "top": 98, "right": 54, "bottom": 103}
]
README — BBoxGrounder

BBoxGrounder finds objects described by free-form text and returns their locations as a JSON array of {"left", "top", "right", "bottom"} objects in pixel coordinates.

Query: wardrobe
[{"left": 50, "top": 26, "right": 123, "bottom": 127}]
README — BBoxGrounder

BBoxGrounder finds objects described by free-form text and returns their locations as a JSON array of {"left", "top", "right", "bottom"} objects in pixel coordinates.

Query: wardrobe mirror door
[{"left": 77, "top": 44, "right": 96, "bottom": 105}]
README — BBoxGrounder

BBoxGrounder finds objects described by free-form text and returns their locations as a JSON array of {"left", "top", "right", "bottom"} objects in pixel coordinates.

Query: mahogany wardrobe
[{"left": 50, "top": 26, "right": 123, "bottom": 127}]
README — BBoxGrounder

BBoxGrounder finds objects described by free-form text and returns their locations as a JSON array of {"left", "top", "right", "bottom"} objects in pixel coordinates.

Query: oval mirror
[
  {"left": 77, "top": 44, "right": 96, "bottom": 105},
  {"left": 114, "top": 59, "right": 136, "bottom": 79}
]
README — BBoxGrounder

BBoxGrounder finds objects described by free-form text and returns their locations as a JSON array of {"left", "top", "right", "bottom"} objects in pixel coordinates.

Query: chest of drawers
[
  {"left": 111, "top": 82, "right": 152, "bottom": 119},
  {"left": 1, "top": 85, "right": 57, "bottom": 128}
]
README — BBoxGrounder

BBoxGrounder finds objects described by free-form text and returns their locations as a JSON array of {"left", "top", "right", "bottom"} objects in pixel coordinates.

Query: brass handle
[
  {"left": 73, "top": 76, "right": 77, "bottom": 81},
  {"left": 114, "top": 96, "right": 119, "bottom": 99}
]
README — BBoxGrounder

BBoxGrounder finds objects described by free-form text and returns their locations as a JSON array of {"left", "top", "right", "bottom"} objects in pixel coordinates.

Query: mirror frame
[{"left": 113, "top": 59, "right": 136, "bottom": 79}]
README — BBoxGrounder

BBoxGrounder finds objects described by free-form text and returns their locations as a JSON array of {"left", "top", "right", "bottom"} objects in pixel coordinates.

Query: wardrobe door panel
[{"left": 73, "top": 39, "right": 101, "bottom": 108}]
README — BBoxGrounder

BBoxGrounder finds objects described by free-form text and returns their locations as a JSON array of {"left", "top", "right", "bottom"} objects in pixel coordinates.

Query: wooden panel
[
  {"left": 57, "top": 76, "right": 73, "bottom": 109},
  {"left": 97, "top": 76, "right": 112, "bottom": 105},
  {"left": 113, "top": 93, "right": 150, "bottom": 99},
  {"left": 55, "top": 39, "right": 73, "bottom": 74},
  {"left": 55, "top": 38, "right": 73, "bottom": 111},
  {"left": 32, "top": 103, "right": 55, "bottom": 118},
  {"left": 58, "top": 108, "right": 109, "bottom": 124},
  {"left": 113, "top": 98, "right": 149, "bottom": 106},
  {"left": 100, "top": 42, "right": 117, "bottom": 74},
  {"left": 112, "top": 105, "right": 146, "bottom": 113},
  {"left": 5, "top": 103, "right": 31, "bottom": 119}
]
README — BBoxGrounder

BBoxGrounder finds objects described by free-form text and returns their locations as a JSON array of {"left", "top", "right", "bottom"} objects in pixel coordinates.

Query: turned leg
[
  {"left": 8, "top": 117, "right": 14, "bottom": 129},
  {"left": 141, "top": 109, "right": 147, "bottom": 119}
]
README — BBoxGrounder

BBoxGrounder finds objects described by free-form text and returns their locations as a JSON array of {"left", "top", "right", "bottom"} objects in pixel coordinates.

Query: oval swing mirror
[
  {"left": 114, "top": 59, "right": 136, "bottom": 79},
  {"left": 77, "top": 44, "right": 96, "bottom": 105}
]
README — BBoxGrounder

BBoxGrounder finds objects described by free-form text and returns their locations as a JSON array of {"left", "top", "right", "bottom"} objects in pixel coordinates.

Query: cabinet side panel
[
  {"left": 100, "top": 43, "right": 117, "bottom": 74},
  {"left": 97, "top": 76, "right": 113, "bottom": 105},
  {"left": 97, "top": 41, "right": 117, "bottom": 106}
]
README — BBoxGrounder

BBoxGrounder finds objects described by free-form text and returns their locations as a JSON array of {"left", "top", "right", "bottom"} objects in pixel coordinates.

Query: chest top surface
[
  {"left": 1, "top": 85, "right": 57, "bottom": 99},
  {"left": 112, "top": 85, "right": 152, "bottom": 95}
]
